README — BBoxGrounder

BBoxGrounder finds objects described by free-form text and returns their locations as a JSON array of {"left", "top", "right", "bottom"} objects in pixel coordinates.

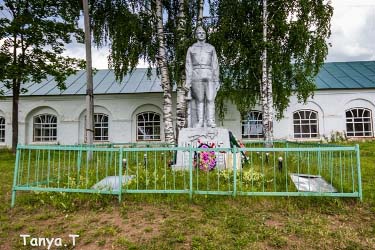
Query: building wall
[
  {"left": 0, "top": 93, "right": 169, "bottom": 147},
  {"left": 1, "top": 89, "right": 375, "bottom": 147},
  {"left": 220, "top": 89, "right": 375, "bottom": 141}
]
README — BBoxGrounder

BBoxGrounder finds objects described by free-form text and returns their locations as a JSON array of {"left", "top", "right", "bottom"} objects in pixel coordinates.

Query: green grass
[{"left": 1, "top": 141, "right": 375, "bottom": 249}]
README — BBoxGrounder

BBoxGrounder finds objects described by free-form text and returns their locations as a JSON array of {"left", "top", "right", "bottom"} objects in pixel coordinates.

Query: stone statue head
[{"left": 195, "top": 26, "right": 206, "bottom": 42}]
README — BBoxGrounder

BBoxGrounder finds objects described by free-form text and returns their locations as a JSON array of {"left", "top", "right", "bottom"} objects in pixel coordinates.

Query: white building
[{"left": 0, "top": 61, "right": 374, "bottom": 147}]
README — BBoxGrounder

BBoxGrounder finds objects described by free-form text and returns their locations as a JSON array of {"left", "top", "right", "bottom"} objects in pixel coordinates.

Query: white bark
[
  {"left": 156, "top": 0, "right": 175, "bottom": 145},
  {"left": 176, "top": 0, "right": 188, "bottom": 140},
  {"left": 261, "top": 0, "right": 273, "bottom": 147},
  {"left": 266, "top": 66, "right": 274, "bottom": 143},
  {"left": 198, "top": 0, "right": 204, "bottom": 26}
]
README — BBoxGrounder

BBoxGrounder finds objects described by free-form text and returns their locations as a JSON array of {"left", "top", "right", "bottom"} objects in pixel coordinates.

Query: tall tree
[
  {"left": 91, "top": 0, "right": 157, "bottom": 80},
  {"left": 209, "top": 0, "right": 333, "bottom": 138},
  {"left": 90, "top": 0, "right": 177, "bottom": 144},
  {"left": 155, "top": 0, "right": 175, "bottom": 145},
  {"left": 90, "top": 0, "right": 199, "bottom": 145},
  {"left": 261, "top": 0, "right": 273, "bottom": 147},
  {"left": 0, "top": 0, "right": 84, "bottom": 152},
  {"left": 163, "top": 0, "right": 196, "bottom": 138}
]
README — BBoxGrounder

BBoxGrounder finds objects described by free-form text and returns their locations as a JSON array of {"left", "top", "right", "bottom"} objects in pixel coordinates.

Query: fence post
[
  {"left": 355, "top": 144, "right": 363, "bottom": 201},
  {"left": 119, "top": 147, "right": 123, "bottom": 203},
  {"left": 77, "top": 147, "right": 82, "bottom": 186},
  {"left": 233, "top": 146, "right": 237, "bottom": 197},
  {"left": 11, "top": 145, "right": 21, "bottom": 207},
  {"left": 189, "top": 145, "right": 193, "bottom": 201}
]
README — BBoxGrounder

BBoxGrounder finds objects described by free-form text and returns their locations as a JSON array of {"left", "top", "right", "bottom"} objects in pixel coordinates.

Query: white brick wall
[{"left": 0, "top": 89, "right": 374, "bottom": 147}]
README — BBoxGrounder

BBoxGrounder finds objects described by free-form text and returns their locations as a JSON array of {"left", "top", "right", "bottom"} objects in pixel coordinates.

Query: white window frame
[
  {"left": 83, "top": 113, "right": 109, "bottom": 142},
  {"left": 293, "top": 110, "right": 319, "bottom": 139},
  {"left": 242, "top": 111, "right": 263, "bottom": 139},
  {"left": 33, "top": 114, "right": 57, "bottom": 142},
  {"left": 0, "top": 116, "right": 5, "bottom": 143},
  {"left": 94, "top": 113, "right": 109, "bottom": 141},
  {"left": 136, "top": 112, "right": 161, "bottom": 141},
  {"left": 345, "top": 107, "right": 373, "bottom": 137}
]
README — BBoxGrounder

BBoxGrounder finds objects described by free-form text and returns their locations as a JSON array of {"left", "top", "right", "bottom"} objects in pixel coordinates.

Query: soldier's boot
[{"left": 207, "top": 119, "right": 216, "bottom": 128}]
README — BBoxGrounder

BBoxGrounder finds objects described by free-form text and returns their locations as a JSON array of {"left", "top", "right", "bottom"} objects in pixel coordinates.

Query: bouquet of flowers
[{"left": 194, "top": 143, "right": 217, "bottom": 172}]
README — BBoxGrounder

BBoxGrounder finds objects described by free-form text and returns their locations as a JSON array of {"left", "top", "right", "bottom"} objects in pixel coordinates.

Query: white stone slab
[
  {"left": 174, "top": 127, "right": 232, "bottom": 170},
  {"left": 290, "top": 174, "right": 337, "bottom": 192},
  {"left": 92, "top": 175, "right": 135, "bottom": 191}
]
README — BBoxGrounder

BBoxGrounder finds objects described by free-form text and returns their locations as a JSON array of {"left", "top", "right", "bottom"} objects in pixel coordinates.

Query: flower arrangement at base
[{"left": 194, "top": 143, "right": 217, "bottom": 172}]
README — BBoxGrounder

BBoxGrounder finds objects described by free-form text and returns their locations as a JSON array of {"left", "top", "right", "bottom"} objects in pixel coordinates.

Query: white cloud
[
  {"left": 63, "top": 0, "right": 375, "bottom": 67},
  {"left": 326, "top": 0, "right": 375, "bottom": 62},
  {"left": 62, "top": 43, "right": 110, "bottom": 69}
]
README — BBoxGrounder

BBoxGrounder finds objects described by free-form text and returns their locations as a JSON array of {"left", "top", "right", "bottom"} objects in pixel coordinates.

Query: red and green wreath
[{"left": 194, "top": 143, "right": 217, "bottom": 172}]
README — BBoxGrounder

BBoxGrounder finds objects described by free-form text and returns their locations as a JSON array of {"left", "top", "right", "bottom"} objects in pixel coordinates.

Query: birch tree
[
  {"left": 90, "top": 0, "right": 176, "bottom": 144},
  {"left": 261, "top": 0, "right": 273, "bottom": 146},
  {"left": 209, "top": 0, "right": 333, "bottom": 141},
  {"left": 155, "top": 0, "right": 175, "bottom": 145},
  {"left": 174, "top": 0, "right": 188, "bottom": 139}
]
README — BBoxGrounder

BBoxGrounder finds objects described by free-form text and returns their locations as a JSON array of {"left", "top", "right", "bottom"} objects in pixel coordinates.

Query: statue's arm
[{"left": 185, "top": 47, "right": 192, "bottom": 90}]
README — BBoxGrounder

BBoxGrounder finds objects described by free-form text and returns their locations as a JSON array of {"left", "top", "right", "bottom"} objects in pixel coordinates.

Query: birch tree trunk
[
  {"left": 156, "top": 0, "right": 175, "bottom": 145},
  {"left": 261, "top": 0, "right": 273, "bottom": 147},
  {"left": 266, "top": 66, "right": 274, "bottom": 145},
  {"left": 11, "top": 33, "right": 19, "bottom": 154},
  {"left": 176, "top": 0, "right": 188, "bottom": 142},
  {"left": 198, "top": 0, "right": 204, "bottom": 26}
]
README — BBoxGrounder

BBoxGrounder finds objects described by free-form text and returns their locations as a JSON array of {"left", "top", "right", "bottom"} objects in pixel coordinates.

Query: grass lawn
[{"left": 1, "top": 142, "right": 375, "bottom": 249}]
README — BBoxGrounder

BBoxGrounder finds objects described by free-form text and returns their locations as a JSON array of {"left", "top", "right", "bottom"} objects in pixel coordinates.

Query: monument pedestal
[{"left": 174, "top": 127, "right": 238, "bottom": 170}]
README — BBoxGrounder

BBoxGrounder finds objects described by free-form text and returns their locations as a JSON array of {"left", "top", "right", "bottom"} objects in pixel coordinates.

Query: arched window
[
  {"left": 33, "top": 114, "right": 57, "bottom": 142},
  {"left": 242, "top": 111, "right": 263, "bottom": 139},
  {"left": 0, "top": 116, "right": 5, "bottom": 142},
  {"left": 293, "top": 110, "right": 319, "bottom": 138},
  {"left": 94, "top": 113, "right": 109, "bottom": 141},
  {"left": 137, "top": 112, "right": 161, "bottom": 141},
  {"left": 346, "top": 108, "right": 373, "bottom": 137}
]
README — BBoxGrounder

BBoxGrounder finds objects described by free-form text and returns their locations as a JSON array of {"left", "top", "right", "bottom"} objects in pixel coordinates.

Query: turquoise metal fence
[{"left": 11, "top": 143, "right": 362, "bottom": 207}]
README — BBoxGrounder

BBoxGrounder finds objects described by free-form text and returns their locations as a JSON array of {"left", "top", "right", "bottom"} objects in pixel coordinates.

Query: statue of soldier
[{"left": 185, "top": 26, "right": 220, "bottom": 128}]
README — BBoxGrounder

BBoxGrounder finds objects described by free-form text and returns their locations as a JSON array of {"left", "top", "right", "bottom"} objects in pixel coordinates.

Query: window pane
[
  {"left": 0, "top": 117, "right": 5, "bottom": 142},
  {"left": 137, "top": 112, "right": 161, "bottom": 141},
  {"left": 294, "top": 125, "right": 300, "bottom": 134},
  {"left": 92, "top": 113, "right": 109, "bottom": 141},
  {"left": 241, "top": 111, "right": 263, "bottom": 139},
  {"left": 293, "top": 110, "right": 318, "bottom": 138},
  {"left": 33, "top": 114, "right": 57, "bottom": 142},
  {"left": 346, "top": 108, "right": 373, "bottom": 137},
  {"left": 346, "top": 123, "right": 354, "bottom": 132}
]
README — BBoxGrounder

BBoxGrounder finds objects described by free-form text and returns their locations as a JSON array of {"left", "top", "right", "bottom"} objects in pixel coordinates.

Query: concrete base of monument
[{"left": 173, "top": 127, "right": 241, "bottom": 171}]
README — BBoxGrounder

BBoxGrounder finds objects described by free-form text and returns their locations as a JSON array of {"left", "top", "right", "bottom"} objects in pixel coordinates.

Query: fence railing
[{"left": 11, "top": 144, "right": 362, "bottom": 207}]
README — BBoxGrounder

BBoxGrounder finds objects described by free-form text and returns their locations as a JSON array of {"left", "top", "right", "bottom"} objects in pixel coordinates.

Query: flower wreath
[{"left": 194, "top": 143, "right": 217, "bottom": 172}]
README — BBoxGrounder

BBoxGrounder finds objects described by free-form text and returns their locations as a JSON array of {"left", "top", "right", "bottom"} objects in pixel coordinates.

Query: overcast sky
[{"left": 62, "top": 0, "right": 375, "bottom": 69}]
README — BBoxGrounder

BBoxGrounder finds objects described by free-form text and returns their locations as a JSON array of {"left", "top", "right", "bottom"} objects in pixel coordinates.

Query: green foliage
[
  {"left": 0, "top": 0, "right": 85, "bottom": 91},
  {"left": 90, "top": 0, "right": 158, "bottom": 81},
  {"left": 163, "top": 0, "right": 198, "bottom": 87},
  {"left": 90, "top": 0, "right": 198, "bottom": 87},
  {"left": 208, "top": 0, "right": 333, "bottom": 119}
]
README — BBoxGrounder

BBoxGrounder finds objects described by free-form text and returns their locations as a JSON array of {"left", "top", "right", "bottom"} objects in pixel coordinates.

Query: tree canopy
[
  {"left": 90, "top": 0, "right": 197, "bottom": 84},
  {"left": 0, "top": 0, "right": 85, "bottom": 90},
  {"left": 208, "top": 0, "right": 333, "bottom": 120},
  {"left": 0, "top": 0, "right": 85, "bottom": 151}
]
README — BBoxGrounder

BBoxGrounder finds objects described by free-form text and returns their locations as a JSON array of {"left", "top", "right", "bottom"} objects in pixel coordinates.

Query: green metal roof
[
  {"left": 315, "top": 61, "right": 375, "bottom": 89},
  {"left": 1, "top": 61, "right": 374, "bottom": 96}
]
